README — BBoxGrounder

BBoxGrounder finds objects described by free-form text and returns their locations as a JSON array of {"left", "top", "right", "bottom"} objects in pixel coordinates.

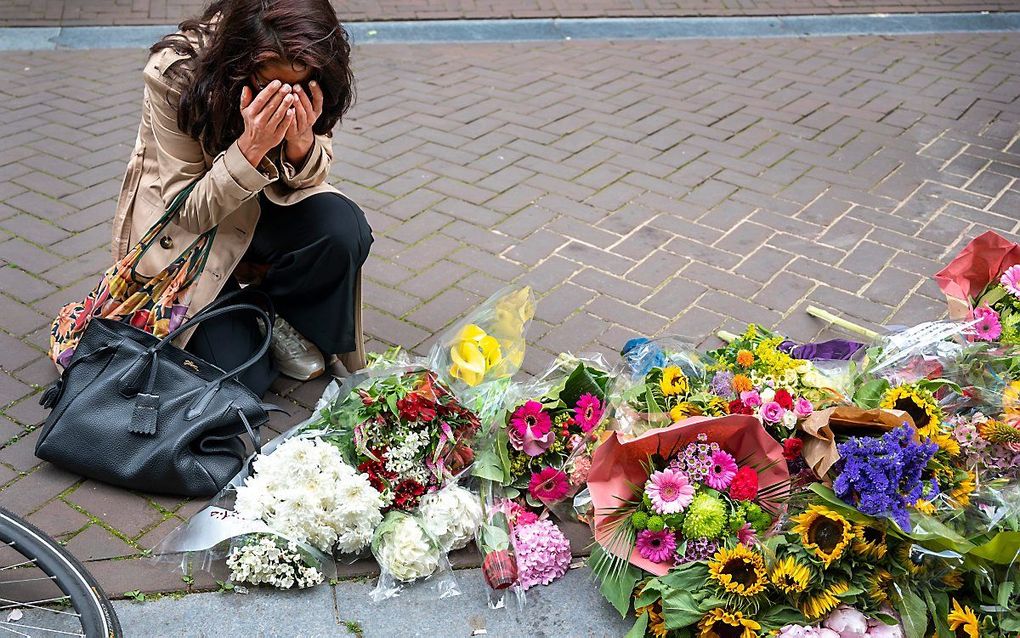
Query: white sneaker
[{"left": 269, "top": 318, "right": 325, "bottom": 381}]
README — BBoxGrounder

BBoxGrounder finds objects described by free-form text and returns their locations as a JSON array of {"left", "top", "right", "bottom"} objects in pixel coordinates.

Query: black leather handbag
[{"left": 35, "top": 296, "right": 277, "bottom": 497}]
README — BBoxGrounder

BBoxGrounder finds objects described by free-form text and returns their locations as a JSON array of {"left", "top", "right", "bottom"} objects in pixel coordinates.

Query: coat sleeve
[
  {"left": 143, "top": 64, "right": 278, "bottom": 234},
  {"left": 277, "top": 132, "right": 333, "bottom": 190}
]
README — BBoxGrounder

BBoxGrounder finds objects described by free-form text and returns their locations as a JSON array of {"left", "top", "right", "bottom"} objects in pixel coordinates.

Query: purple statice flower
[
  {"left": 675, "top": 537, "right": 719, "bottom": 564},
  {"left": 833, "top": 426, "right": 938, "bottom": 531},
  {"left": 669, "top": 434, "right": 720, "bottom": 481},
  {"left": 710, "top": 370, "right": 734, "bottom": 398}
]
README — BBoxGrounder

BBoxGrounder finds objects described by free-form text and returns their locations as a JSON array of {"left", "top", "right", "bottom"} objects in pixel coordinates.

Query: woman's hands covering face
[
  {"left": 282, "top": 81, "right": 323, "bottom": 164},
  {"left": 237, "top": 80, "right": 296, "bottom": 169}
]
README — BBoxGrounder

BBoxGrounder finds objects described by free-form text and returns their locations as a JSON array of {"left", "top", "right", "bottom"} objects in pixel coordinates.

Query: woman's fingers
[
  {"left": 240, "top": 85, "right": 253, "bottom": 111},
  {"left": 309, "top": 81, "right": 324, "bottom": 118},
  {"left": 266, "top": 93, "right": 294, "bottom": 131},
  {"left": 293, "top": 86, "right": 313, "bottom": 131},
  {"left": 249, "top": 80, "right": 282, "bottom": 114}
]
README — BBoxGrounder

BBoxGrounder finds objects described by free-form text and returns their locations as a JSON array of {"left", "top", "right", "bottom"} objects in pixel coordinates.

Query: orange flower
[
  {"left": 736, "top": 350, "right": 754, "bottom": 368},
  {"left": 732, "top": 374, "right": 753, "bottom": 394}
]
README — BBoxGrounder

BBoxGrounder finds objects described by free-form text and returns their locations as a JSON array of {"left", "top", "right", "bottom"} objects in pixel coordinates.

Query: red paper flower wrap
[
  {"left": 935, "top": 230, "right": 1020, "bottom": 319},
  {"left": 588, "top": 414, "right": 788, "bottom": 576}
]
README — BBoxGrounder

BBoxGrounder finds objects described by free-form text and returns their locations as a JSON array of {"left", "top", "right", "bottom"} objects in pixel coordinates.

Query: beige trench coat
[{"left": 111, "top": 29, "right": 365, "bottom": 370}]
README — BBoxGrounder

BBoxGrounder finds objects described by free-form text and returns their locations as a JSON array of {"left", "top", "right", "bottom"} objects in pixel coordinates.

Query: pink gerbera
[
  {"left": 1001, "top": 264, "right": 1020, "bottom": 298},
  {"left": 636, "top": 529, "right": 676, "bottom": 564},
  {"left": 528, "top": 467, "right": 570, "bottom": 502},
  {"left": 644, "top": 468, "right": 695, "bottom": 515},
  {"left": 511, "top": 401, "right": 552, "bottom": 437},
  {"left": 706, "top": 450, "right": 738, "bottom": 490},
  {"left": 574, "top": 394, "right": 604, "bottom": 433},
  {"left": 972, "top": 305, "right": 1002, "bottom": 341}
]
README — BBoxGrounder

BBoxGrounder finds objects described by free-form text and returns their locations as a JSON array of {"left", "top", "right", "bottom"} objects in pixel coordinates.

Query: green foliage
[{"left": 124, "top": 590, "right": 146, "bottom": 603}]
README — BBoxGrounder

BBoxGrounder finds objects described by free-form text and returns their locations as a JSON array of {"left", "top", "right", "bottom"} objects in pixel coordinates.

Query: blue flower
[{"left": 834, "top": 425, "right": 938, "bottom": 531}]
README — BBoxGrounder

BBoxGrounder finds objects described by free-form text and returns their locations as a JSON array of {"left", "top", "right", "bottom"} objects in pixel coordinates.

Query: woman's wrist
[
  {"left": 237, "top": 135, "right": 267, "bottom": 169},
  {"left": 284, "top": 135, "right": 313, "bottom": 167}
]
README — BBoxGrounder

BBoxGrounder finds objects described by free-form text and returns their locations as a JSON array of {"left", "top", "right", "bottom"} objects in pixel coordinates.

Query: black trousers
[{"left": 186, "top": 192, "right": 373, "bottom": 396}]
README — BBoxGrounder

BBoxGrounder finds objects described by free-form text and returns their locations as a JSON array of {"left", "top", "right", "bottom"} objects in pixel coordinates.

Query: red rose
[
  {"left": 782, "top": 437, "right": 803, "bottom": 461},
  {"left": 774, "top": 389, "right": 793, "bottom": 410},
  {"left": 728, "top": 400, "right": 753, "bottom": 416},
  {"left": 728, "top": 466, "right": 759, "bottom": 501}
]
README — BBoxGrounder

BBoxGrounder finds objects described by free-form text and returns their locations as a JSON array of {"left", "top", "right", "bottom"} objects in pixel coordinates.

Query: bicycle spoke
[
  {"left": 0, "top": 599, "right": 80, "bottom": 618},
  {"left": 0, "top": 577, "right": 57, "bottom": 587},
  {"left": 0, "top": 561, "right": 38, "bottom": 573},
  {"left": 0, "top": 621, "right": 84, "bottom": 637}
]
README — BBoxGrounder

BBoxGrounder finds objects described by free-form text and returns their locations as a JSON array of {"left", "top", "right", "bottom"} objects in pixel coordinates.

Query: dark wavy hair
[{"left": 151, "top": 0, "right": 354, "bottom": 155}]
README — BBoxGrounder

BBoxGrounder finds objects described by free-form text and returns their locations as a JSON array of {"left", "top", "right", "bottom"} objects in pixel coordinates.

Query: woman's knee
[{"left": 307, "top": 194, "right": 373, "bottom": 266}]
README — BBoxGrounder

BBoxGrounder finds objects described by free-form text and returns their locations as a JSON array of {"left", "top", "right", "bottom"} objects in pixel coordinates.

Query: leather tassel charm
[
  {"left": 129, "top": 393, "right": 160, "bottom": 435},
  {"left": 38, "top": 379, "right": 63, "bottom": 409}
]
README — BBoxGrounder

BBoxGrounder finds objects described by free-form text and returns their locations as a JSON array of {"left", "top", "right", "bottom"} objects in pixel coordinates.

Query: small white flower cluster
[
  {"left": 384, "top": 429, "right": 430, "bottom": 483},
  {"left": 419, "top": 485, "right": 483, "bottom": 551},
  {"left": 376, "top": 514, "right": 441, "bottom": 582},
  {"left": 226, "top": 536, "right": 323, "bottom": 589},
  {"left": 235, "top": 437, "right": 384, "bottom": 554}
]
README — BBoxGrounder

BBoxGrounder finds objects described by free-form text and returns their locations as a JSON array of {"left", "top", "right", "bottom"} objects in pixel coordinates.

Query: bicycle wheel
[{"left": 0, "top": 506, "right": 122, "bottom": 637}]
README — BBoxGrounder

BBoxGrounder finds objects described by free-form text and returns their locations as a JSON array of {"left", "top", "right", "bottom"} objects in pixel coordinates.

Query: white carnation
[
  {"left": 418, "top": 485, "right": 483, "bottom": 551},
  {"left": 234, "top": 437, "right": 383, "bottom": 554},
  {"left": 376, "top": 515, "right": 441, "bottom": 582}
]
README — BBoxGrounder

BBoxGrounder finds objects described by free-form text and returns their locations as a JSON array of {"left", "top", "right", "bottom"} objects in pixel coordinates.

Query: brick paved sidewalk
[
  {"left": 0, "top": 32, "right": 1018, "bottom": 596},
  {"left": 2, "top": 0, "right": 1018, "bottom": 27}
]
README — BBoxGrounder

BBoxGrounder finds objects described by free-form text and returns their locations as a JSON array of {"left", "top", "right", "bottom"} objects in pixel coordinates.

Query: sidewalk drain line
[{"left": 1, "top": 12, "right": 1019, "bottom": 51}]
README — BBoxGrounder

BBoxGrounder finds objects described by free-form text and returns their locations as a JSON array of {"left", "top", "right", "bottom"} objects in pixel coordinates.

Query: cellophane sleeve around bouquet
[
  {"left": 473, "top": 478, "right": 526, "bottom": 610},
  {"left": 610, "top": 336, "right": 720, "bottom": 436},
  {"left": 472, "top": 352, "right": 613, "bottom": 523}
]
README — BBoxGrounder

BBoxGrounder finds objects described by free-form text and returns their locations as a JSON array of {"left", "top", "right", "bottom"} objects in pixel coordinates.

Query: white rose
[
  {"left": 419, "top": 486, "right": 483, "bottom": 551},
  {"left": 760, "top": 388, "right": 776, "bottom": 403},
  {"left": 782, "top": 410, "right": 798, "bottom": 430}
]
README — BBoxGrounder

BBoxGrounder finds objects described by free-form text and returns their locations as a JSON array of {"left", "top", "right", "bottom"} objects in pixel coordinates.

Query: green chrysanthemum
[
  {"left": 728, "top": 507, "right": 747, "bottom": 533},
  {"left": 746, "top": 506, "right": 772, "bottom": 534},
  {"left": 682, "top": 493, "right": 727, "bottom": 539},
  {"left": 631, "top": 511, "right": 649, "bottom": 530},
  {"left": 647, "top": 515, "right": 665, "bottom": 532},
  {"left": 664, "top": 512, "right": 685, "bottom": 530}
]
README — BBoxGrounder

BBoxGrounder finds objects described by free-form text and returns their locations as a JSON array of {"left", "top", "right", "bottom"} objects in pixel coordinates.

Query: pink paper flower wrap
[
  {"left": 935, "top": 230, "right": 1020, "bottom": 319},
  {"left": 588, "top": 415, "right": 789, "bottom": 576}
]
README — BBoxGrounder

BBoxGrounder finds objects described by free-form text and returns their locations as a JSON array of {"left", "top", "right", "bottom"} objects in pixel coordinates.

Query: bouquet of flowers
[
  {"left": 935, "top": 230, "right": 1020, "bottom": 344},
  {"left": 370, "top": 510, "right": 457, "bottom": 601},
  {"left": 226, "top": 534, "right": 325, "bottom": 590}
]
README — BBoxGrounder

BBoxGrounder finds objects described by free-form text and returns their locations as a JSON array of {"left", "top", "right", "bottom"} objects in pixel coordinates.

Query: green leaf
[
  {"left": 924, "top": 589, "right": 950, "bottom": 638},
  {"left": 661, "top": 591, "right": 703, "bottom": 629},
  {"left": 561, "top": 363, "right": 609, "bottom": 409},
  {"left": 998, "top": 581, "right": 1015, "bottom": 608},
  {"left": 478, "top": 523, "right": 509, "bottom": 553},
  {"left": 968, "top": 531, "right": 1020, "bottom": 565},
  {"left": 854, "top": 378, "right": 891, "bottom": 409},
  {"left": 872, "top": 613, "right": 899, "bottom": 626},
  {"left": 625, "top": 611, "right": 650, "bottom": 638},
  {"left": 591, "top": 545, "right": 641, "bottom": 617},
  {"left": 759, "top": 604, "right": 808, "bottom": 629},
  {"left": 895, "top": 585, "right": 928, "bottom": 638},
  {"left": 979, "top": 285, "right": 1007, "bottom": 308}
]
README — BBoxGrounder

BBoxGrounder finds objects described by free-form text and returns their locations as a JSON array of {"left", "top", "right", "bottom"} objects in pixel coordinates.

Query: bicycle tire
[{"left": 0, "top": 505, "right": 123, "bottom": 638}]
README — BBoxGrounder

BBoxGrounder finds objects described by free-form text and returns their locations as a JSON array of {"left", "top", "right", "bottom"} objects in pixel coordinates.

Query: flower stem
[
  {"left": 716, "top": 330, "right": 738, "bottom": 343},
  {"left": 806, "top": 305, "right": 880, "bottom": 340}
]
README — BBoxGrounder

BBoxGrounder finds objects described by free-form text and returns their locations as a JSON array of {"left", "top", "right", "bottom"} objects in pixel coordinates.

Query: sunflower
[
  {"left": 914, "top": 499, "right": 937, "bottom": 515},
  {"left": 661, "top": 366, "right": 690, "bottom": 397},
  {"left": 636, "top": 600, "right": 668, "bottom": 638},
  {"left": 799, "top": 581, "right": 849, "bottom": 620},
  {"left": 670, "top": 402, "right": 702, "bottom": 422},
  {"left": 698, "top": 608, "right": 761, "bottom": 638},
  {"left": 977, "top": 417, "right": 1020, "bottom": 445},
  {"left": 867, "top": 568, "right": 893, "bottom": 605},
  {"left": 732, "top": 374, "right": 753, "bottom": 394},
  {"left": 931, "top": 432, "right": 961, "bottom": 457},
  {"left": 852, "top": 523, "right": 887, "bottom": 560},
  {"left": 704, "top": 395, "right": 731, "bottom": 416},
  {"left": 736, "top": 350, "right": 755, "bottom": 368},
  {"left": 708, "top": 544, "right": 769, "bottom": 598},
  {"left": 897, "top": 544, "right": 931, "bottom": 577},
  {"left": 948, "top": 599, "right": 979, "bottom": 638},
  {"left": 942, "top": 571, "right": 964, "bottom": 590},
  {"left": 949, "top": 472, "right": 976, "bottom": 508},
  {"left": 770, "top": 556, "right": 810, "bottom": 595},
  {"left": 880, "top": 384, "right": 943, "bottom": 437},
  {"left": 791, "top": 505, "right": 854, "bottom": 568},
  {"left": 1003, "top": 380, "right": 1020, "bottom": 416}
]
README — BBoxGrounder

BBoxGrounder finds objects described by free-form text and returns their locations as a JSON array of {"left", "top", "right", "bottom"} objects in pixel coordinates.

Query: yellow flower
[
  {"left": 736, "top": 350, "right": 755, "bottom": 368},
  {"left": 670, "top": 402, "right": 702, "bottom": 422},
  {"left": 852, "top": 523, "right": 888, "bottom": 560},
  {"left": 977, "top": 417, "right": 1020, "bottom": 445},
  {"left": 770, "top": 556, "right": 810, "bottom": 594},
  {"left": 948, "top": 599, "right": 979, "bottom": 638},
  {"left": 949, "top": 472, "right": 976, "bottom": 508},
  {"left": 448, "top": 324, "right": 502, "bottom": 387},
  {"left": 732, "top": 374, "right": 753, "bottom": 394},
  {"left": 867, "top": 569, "right": 892, "bottom": 605},
  {"left": 1003, "top": 380, "right": 1020, "bottom": 415},
  {"left": 698, "top": 608, "right": 761, "bottom": 638},
  {"left": 897, "top": 544, "right": 931, "bottom": 577},
  {"left": 791, "top": 505, "right": 854, "bottom": 568},
  {"left": 880, "top": 385, "right": 943, "bottom": 437},
  {"left": 799, "top": 581, "right": 849, "bottom": 620},
  {"left": 704, "top": 396, "right": 730, "bottom": 416},
  {"left": 636, "top": 599, "right": 668, "bottom": 638},
  {"left": 708, "top": 544, "right": 769, "bottom": 598},
  {"left": 932, "top": 432, "right": 961, "bottom": 457},
  {"left": 915, "top": 499, "right": 937, "bottom": 515},
  {"left": 660, "top": 366, "right": 690, "bottom": 396},
  {"left": 942, "top": 571, "right": 964, "bottom": 590}
]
